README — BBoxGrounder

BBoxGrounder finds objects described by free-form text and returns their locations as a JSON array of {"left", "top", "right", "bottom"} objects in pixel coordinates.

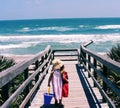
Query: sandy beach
[
  {"left": 4, "top": 54, "right": 34, "bottom": 63},
  {"left": 3, "top": 52, "right": 106, "bottom": 64}
]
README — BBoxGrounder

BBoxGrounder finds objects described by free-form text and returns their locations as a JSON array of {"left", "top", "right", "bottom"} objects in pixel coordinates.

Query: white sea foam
[
  {"left": 35, "top": 26, "right": 77, "bottom": 31},
  {"left": 17, "top": 26, "right": 77, "bottom": 32},
  {"left": 96, "top": 25, "right": 120, "bottom": 29},
  {"left": 0, "top": 34, "right": 120, "bottom": 50},
  {"left": 0, "top": 34, "right": 120, "bottom": 42},
  {"left": 18, "top": 27, "right": 30, "bottom": 32},
  {"left": 79, "top": 25, "right": 88, "bottom": 28},
  {"left": 0, "top": 42, "right": 31, "bottom": 49}
]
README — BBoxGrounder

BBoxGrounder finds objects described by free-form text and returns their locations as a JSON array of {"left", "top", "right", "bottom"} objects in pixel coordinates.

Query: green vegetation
[
  {"left": 107, "top": 44, "right": 120, "bottom": 62},
  {"left": 10, "top": 73, "right": 25, "bottom": 108},
  {"left": 106, "top": 43, "right": 120, "bottom": 107},
  {"left": 0, "top": 56, "right": 25, "bottom": 107},
  {"left": 0, "top": 56, "right": 15, "bottom": 72},
  {"left": 0, "top": 56, "right": 15, "bottom": 105}
]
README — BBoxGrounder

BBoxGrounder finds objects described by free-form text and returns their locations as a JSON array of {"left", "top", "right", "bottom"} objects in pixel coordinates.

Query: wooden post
[
  {"left": 23, "top": 68, "right": 30, "bottom": 107},
  {"left": 51, "top": 51, "right": 54, "bottom": 64},
  {"left": 80, "top": 46, "right": 86, "bottom": 71},
  {"left": 83, "top": 52, "right": 86, "bottom": 71},
  {"left": 88, "top": 55, "right": 91, "bottom": 77},
  {"left": 45, "top": 53, "right": 48, "bottom": 60},
  {"left": 52, "top": 50, "right": 55, "bottom": 60},
  {"left": 93, "top": 58, "right": 97, "bottom": 87},
  {"left": 83, "top": 40, "right": 93, "bottom": 47},
  {"left": 45, "top": 53, "right": 48, "bottom": 73},
  {"left": 41, "top": 56, "right": 45, "bottom": 74},
  {"left": 102, "top": 65, "right": 108, "bottom": 102},
  {"left": 35, "top": 60, "right": 39, "bottom": 83},
  {"left": 79, "top": 46, "right": 82, "bottom": 65},
  {"left": 41, "top": 56, "right": 44, "bottom": 65}
]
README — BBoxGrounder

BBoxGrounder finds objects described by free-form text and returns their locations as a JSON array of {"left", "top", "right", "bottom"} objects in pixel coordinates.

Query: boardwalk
[
  {"left": 1, "top": 44, "right": 119, "bottom": 108},
  {"left": 29, "top": 60, "right": 108, "bottom": 108}
]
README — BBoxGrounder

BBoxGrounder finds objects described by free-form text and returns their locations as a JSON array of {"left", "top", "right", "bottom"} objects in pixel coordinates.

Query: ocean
[{"left": 0, "top": 18, "right": 120, "bottom": 55}]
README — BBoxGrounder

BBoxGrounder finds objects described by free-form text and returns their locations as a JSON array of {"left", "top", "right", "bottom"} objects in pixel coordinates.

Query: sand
[
  {"left": 4, "top": 54, "right": 34, "bottom": 63},
  {"left": 2, "top": 52, "right": 107, "bottom": 64}
]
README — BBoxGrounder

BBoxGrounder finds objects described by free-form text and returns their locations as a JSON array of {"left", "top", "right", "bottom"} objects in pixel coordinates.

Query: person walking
[
  {"left": 48, "top": 59, "right": 63, "bottom": 107},
  {"left": 60, "top": 65, "right": 69, "bottom": 98}
]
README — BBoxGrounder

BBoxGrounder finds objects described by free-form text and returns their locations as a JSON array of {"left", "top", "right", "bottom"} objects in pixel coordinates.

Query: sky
[{"left": 0, "top": 0, "right": 120, "bottom": 20}]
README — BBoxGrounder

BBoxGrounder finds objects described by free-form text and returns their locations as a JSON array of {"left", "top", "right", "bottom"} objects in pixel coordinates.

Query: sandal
[
  {"left": 59, "top": 103, "right": 64, "bottom": 107},
  {"left": 55, "top": 101, "right": 59, "bottom": 107}
]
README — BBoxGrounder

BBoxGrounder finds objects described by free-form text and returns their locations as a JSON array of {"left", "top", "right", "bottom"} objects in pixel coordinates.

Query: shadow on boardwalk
[
  {"left": 40, "top": 104, "right": 64, "bottom": 108},
  {"left": 76, "top": 64, "right": 101, "bottom": 108}
]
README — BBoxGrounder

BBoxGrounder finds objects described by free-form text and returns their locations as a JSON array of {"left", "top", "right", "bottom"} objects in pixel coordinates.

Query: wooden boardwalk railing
[
  {"left": 80, "top": 44, "right": 120, "bottom": 108},
  {"left": 0, "top": 46, "right": 52, "bottom": 108},
  {"left": 0, "top": 41, "right": 120, "bottom": 108}
]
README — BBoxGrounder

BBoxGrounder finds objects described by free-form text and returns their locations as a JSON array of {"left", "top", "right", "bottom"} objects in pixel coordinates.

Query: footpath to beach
[{"left": 29, "top": 60, "right": 108, "bottom": 108}]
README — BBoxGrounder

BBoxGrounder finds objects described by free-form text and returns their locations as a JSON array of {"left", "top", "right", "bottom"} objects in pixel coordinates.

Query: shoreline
[
  {"left": 3, "top": 54, "right": 34, "bottom": 63},
  {"left": 1, "top": 52, "right": 107, "bottom": 64}
]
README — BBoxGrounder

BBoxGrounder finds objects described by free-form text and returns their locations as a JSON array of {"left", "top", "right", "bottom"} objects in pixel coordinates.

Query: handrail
[
  {"left": 83, "top": 40, "right": 93, "bottom": 47},
  {"left": 81, "top": 45, "right": 120, "bottom": 74},
  {"left": 52, "top": 48, "right": 79, "bottom": 61},
  {"left": 0, "top": 45, "right": 52, "bottom": 107},
  {"left": 0, "top": 45, "right": 51, "bottom": 88},
  {"left": 80, "top": 44, "right": 120, "bottom": 108}
]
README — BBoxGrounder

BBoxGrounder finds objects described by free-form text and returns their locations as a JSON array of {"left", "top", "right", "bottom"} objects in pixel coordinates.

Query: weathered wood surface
[
  {"left": 80, "top": 45, "right": 120, "bottom": 108},
  {"left": 29, "top": 61, "right": 108, "bottom": 108},
  {"left": 0, "top": 45, "right": 52, "bottom": 108}
]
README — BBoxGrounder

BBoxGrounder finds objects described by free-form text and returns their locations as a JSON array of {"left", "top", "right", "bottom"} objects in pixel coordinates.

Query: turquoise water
[{"left": 0, "top": 18, "right": 120, "bottom": 55}]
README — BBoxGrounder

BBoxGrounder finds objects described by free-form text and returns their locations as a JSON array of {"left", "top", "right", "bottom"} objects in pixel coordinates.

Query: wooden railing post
[
  {"left": 41, "top": 56, "right": 44, "bottom": 65},
  {"left": 35, "top": 60, "right": 39, "bottom": 83},
  {"left": 45, "top": 53, "right": 48, "bottom": 74},
  {"left": 45, "top": 53, "right": 47, "bottom": 60},
  {"left": 83, "top": 52, "right": 86, "bottom": 71},
  {"left": 79, "top": 46, "right": 83, "bottom": 65},
  {"left": 80, "top": 46, "right": 87, "bottom": 71},
  {"left": 52, "top": 50, "right": 55, "bottom": 60},
  {"left": 23, "top": 68, "right": 30, "bottom": 107},
  {"left": 103, "top": 65, "right": 108, "bottom": 102},
  {"left": 88, "top": 55, "right": 91, "bottom": 77},
  {"left": 51, "top": 51, "right": 53, "bottom": 60},
  {"left": 77, "top": 49, "right": 80, "bottom": 65},
  {"left": 93, "top": 58, "right": 97, "bottom": 87},
  {"left": 35, "top": 60, "right": 39, "bottom": 90},
  {"left": 42, "top": 56, "right": 45, "bottom": 74}
]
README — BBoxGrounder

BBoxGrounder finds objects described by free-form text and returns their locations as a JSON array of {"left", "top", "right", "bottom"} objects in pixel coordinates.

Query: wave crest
[
  {"left": 96, "top": 25, "right": 120, "bottom": 29},
  {"left": 0, "top": 34, "right": 120, "bottom": 49}
]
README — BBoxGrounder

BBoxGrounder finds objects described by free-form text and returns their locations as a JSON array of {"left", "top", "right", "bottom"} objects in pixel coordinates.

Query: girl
[
  {"left": 60, "top": 65, "right": 69, "bottom": 97},
  {"left": 48, "top": 59, "right": 63, "bottom": 107}
]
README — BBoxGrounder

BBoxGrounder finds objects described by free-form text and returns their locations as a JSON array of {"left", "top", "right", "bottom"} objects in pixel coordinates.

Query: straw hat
[{"left": 52, "top": 59, "right": 63, "bottom": 70}]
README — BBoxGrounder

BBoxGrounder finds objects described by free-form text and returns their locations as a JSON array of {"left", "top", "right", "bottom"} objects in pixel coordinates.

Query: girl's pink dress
[
  {"left": 52, "top": 69, "right": 62, "bottom": 100},
  {"left": 62, "top": 71, "right": 69, "bottom": 97}
]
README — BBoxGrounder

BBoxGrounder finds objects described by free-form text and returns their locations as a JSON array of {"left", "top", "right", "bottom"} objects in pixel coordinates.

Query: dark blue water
[
  {"left": 1, "top": 18, "right": 120, "bottom": 35},
  {"left": 0, "top": 18, "right": 120, "bottom": 55}
]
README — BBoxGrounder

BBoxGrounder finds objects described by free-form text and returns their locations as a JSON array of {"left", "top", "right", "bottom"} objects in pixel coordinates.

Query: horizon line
[{"left": 0, "top": 17, "right": 120, "bottom": 21}]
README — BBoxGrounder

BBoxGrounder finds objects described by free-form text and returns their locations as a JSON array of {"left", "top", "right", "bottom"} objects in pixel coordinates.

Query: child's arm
[
  {"left": 63, "top": 73, "right": 68, "bottom": 83},
  {"left": 48, "top": 71, "right": 53, "bottom": 86}
]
